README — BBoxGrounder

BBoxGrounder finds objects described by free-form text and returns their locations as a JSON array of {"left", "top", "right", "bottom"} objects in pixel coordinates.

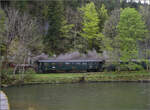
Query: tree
[
  {"left": 104, "top": 9, "right": 121, "bottom": 40},
  {"left": 0, "top": 8, "right": 20, "bottom": 69},
  {"left": 97, "top": 4, "right": 108, "bottom": 32},
  {"left": 0, "top": 8, "right": 6, "bottom": 70},
  {"left": 79, "top": 2, "right": 104, "bottom": 52},
  {"left": 0, "top": 8, "right": 5, "bottom": 36},
  {"left": 139, "top": 6, "right": 150, "bottom": 70},
  {"left": 92, "top": 0, "right": 120, "bottom": 12},
  {"left": 103, "top": 9, "right": 121, "bottom": 61},
  {"left": 117, "top": 7, "right": 147, "bottom": 62},
  {"left": 0, "top": 8, "right": 6, "bottom": 46},
  {"left": 44, "top": 0, "right": 73, "bottom": 55},
  {"left": 64, "top": 6, "right": 88, "bottom": 53},
  {"left": 0, "top": 8, "right": 43, "bottom": 75}
]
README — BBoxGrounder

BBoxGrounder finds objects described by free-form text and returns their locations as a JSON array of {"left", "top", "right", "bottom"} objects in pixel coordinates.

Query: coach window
[
  {"left": 58, "top": 62, "right": 62, "bottom": 66},
  {"left": 83, "top": 62, "right": 86, "bottom": 65},
  {"left": 52, "top": 63, "right": 56, "bottom": 66},
  {"left": 76, "top": 62, "right": 80, "bottom": 65},
  {"left": 45, "top": 63, "right": 49, "bottom": 66}
]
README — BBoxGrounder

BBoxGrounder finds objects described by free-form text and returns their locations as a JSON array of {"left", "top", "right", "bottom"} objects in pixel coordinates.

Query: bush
[
  {"left": 25, "top": 68, "right": 36, "bottom": 74},
  {"left": 142, "top": 60, "right": 150, "bottom": 70},
  {"left": 118, "top": 62, "right": 144, "bottom": 71},
  {"left": 103, "top": 61, "right": 144, "bottom": 72},
  {"left": 0, "top": 72, "right": 16, "bottom": 86},
  {"left": 1, "top": 67, "right": 14, "bottom": 74}
]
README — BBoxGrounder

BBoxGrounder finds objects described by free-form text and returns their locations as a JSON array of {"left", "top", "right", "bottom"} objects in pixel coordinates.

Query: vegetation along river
[{"left": 2, "top": 82, "right": 150, "bottom": 110}]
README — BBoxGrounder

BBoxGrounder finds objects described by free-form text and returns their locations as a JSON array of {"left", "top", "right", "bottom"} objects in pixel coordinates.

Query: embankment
[{"left": 1, "top": 71, "right": 150, "bottom": 87}]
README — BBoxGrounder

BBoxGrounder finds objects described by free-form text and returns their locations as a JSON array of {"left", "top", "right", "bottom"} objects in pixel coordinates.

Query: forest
[{"left": 0, "top": 0, "right": 150, "bottom": 74}]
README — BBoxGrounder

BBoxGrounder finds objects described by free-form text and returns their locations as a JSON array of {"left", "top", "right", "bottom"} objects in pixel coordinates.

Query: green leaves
[
  {"left": 79, "top": 2, "right": 105, "bottom": 52},
  {"left": 0, "top": 8, "right": 6, "bottom": 36},
  {"left": 118, "top": 8, "right": 147, "bottom": 40},
  {"left": 117, "top": 8, "right": 148, "bottom": 61},
  {"left": 79, "top": 2, "right": 100, "bottom": 39},
  {"left": 98, "top": 4, "right": 108, "bottom": 32},
  {"left": 44, "top": 1, "right": 75, "bottom": 55}
]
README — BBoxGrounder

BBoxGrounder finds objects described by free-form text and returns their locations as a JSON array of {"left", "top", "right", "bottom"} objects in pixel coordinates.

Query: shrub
[
  {"left": 104, "top": 61, "right": 144, "bottom": 72},
  {"left": 25, "top": 68, "right": 36, "bottom": 74},
  {"left": 118, "top": 62, "right": 144, "bottom": 71},
  {"left": 1, "top": 67, "right": 14, "bottom": 74}
]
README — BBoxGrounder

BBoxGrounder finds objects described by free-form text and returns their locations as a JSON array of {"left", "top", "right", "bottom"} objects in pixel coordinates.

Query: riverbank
[{"left": 1, "top": 71, "right": 150, "bottom": 87}]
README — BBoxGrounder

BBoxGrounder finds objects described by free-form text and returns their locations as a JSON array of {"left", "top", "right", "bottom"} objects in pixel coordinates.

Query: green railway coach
[{"left": 36, "top": 60, "right": 104, "bottom": 73}]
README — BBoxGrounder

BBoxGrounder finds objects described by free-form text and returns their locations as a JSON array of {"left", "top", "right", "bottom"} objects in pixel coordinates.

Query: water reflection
[{"left": 3, "top": 83, "right": 150, "bottom": 110}]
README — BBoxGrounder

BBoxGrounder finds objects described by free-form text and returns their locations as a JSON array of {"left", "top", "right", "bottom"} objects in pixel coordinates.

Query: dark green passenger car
[{"left": 36, "top": 60, "right": 104, "bottom": 73}]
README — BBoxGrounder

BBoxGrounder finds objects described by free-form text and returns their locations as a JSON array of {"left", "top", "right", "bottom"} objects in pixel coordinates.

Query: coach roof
[{"left": 38, "top": 59, "right": 103, "bottom": 63}]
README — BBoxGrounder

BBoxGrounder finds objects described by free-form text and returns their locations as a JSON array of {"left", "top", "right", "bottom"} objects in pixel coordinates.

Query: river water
[{"left": 2, "top": 83, "right": 150, "bottom": 110}]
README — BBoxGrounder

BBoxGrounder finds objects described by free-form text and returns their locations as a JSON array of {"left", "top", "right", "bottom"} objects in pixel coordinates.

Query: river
[{"left": 2, "top": 82, "right": 150, "bottom": 110}]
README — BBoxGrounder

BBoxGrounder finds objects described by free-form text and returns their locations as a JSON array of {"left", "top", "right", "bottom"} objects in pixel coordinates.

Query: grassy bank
[
  {"left": 15, "top": 71, "right": 150, "bottom": 84},
  {"left": 1, "top": 71, "right": 150, "bottom": 87}
]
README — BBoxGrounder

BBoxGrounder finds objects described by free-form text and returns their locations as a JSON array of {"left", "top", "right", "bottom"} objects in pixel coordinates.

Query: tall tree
[
  {"left": 1, "top": 8, "right": 20, "bottom": 69},
  {"left": 0, "top": 8, "right": 6, "bottom": 40},
  {"left": 103, "top": 9, "right": 121, "bottom": 61},
  {"left": 0, "top": 8, "right": 6, "bottom": 69},
  {"left": 139, "top": 6, "right": 150, "bottom": 70},
  {"left": 44, "top": 0, "right": 73, "bottom": 55},
  {"left": 79, "top": 2, "right": 103, "bottom": 52},
  {"left": 104, "top": 9, "right": 121, "bottom": 40},
  {"left": 117, "top": 7, "right": 147, "bottom": 61}
]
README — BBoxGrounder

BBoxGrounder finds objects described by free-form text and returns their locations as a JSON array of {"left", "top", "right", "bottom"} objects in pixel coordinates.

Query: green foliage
[
  {"left": 117, "top": 8, "right": 148, "bottom": 61},
  {"left": 0, "top": 73, "right": 15, "bottom": 86},
  {"left": 142, "top": 59, "right": 150, "bottom": 70},
  {"left": 60, "top": 20, "right": 74, "bottom": 38},
  {"left": 98, "top": 4, "right": 108, "bottom": 32},
  {"left": 44, "top": 0, "right": 74, "bottom": 55},
  {"left": 103, "top": 61, "right": 118, "bottom": 71},
  {"left": 79, "top": 2, "right": 100, "bottom": 39},
  {"left": 104, "top": 61, "right": 144, "bottom": 72},
  {"left": 25, "top": 68, "right": 36, "bottom": 74},
  {"left": 0, "top": 8, "right": 6, "bottom": 40},
  {"left": 0, "top": 44, "right": 6, "bottom": 56},
  {"left": 104, "top": 9, "right": 121, "bottom": 40},
  {"left": 79, "top": 2, "right": 104, "bottom": 52},
  {"left": 0, "top": 1, "right": 150, "bottom": 73},
  {"left": 1, "top": 67, "right": 14, "bottom": 75},
  {"left": 12, "top": 0, "right": 28, "bottom": 12},
  {"left": 118, "top": 62, "right": 144, "bottom": 71}
]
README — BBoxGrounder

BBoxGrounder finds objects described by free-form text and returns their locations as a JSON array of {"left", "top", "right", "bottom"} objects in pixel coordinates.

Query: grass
[
  {"left": 2, "top": 71, "right": 150, "bottom": 87},
  {"left": 23, "top": 71, "right": 150, "bottom": 84},
  {"left": 24, "top": 73, "right": 85, "bottom": 84}
]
